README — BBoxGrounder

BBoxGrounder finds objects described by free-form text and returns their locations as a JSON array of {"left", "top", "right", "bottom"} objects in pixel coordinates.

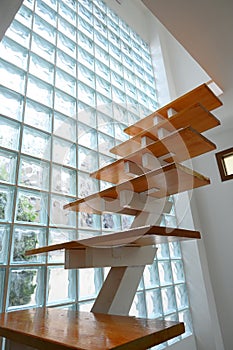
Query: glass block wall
[{"left": 0, "top": 0, "right": 193, "bottom": 348}]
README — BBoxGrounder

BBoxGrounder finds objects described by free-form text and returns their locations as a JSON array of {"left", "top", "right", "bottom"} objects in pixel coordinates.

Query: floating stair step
[
  {"left": 92, "top": 126, "right": 216, "bottom": 183},
  {"left": 64, "top": 163, "right": 210, "bottom": 214},
  {"left": 25, "top": 225, "right": 201, "bottom": 256},
  {"left": 111, "top": 103, "right": 220, "bottom": 156},
  {"left": 124, "top": 83, "right": 222, "bottom": 137},
  {"left": 0, "top": 308, "right": 185, "bottom": 350}
]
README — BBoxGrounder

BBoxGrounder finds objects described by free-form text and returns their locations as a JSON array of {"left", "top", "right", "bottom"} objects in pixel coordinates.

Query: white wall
[{"left": 154, "top": 14, "right": 233, "bottom": 350}]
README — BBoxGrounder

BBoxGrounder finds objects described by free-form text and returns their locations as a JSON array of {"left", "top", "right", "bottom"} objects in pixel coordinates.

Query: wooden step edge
[
  {"left": 124, "top": 83, "right": 222, "bottom": 136},
  {"left": 25, "top": 225, "right": 201, "bottom": 256}
]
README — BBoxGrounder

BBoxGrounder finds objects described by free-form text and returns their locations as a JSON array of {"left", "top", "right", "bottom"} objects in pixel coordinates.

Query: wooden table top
[{"left": 0, "top": 308, "right": 185, "bottom": 350}]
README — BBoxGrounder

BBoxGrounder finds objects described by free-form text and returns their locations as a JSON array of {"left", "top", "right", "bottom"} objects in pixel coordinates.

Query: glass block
[
  {"left": 96, "top": 76, "right": 111, "bottom": 98},
  {"left": 78, "top": 31, "right": 94, "bottom": 54},
  {"left": 95, "top": 60, "right": 110, "bottom": 82},
  {"left": 55, "top": 69, "right": 76, "bottom": 97},
  {"left": 0, "top": 60, "right": 26, "bottom": 94},
  {"left": 129, "top": 292, "right": 146, "bottom": 317},
  {"left": 109, "top": 43, "right": 121, "bottom": 61},
  {"left": 56, "top": 49, "right": 76, "bottom": 76},
  {"left": 78, "top": 3, "right": 93, "bottom": 24},
  {"left": 175, "top": 284, "right": 189, "bottom": 310},
  {"left": 94, "top": 31, "right": 108, "bottom": 51},
  {"left": 48, "top": 228, "right": 76, "bottom": 263},
  {"left": 29, "top": 53, "right": 54, "bottom": 84},
  {"left": 169, "top": 241, "right": 182, "bottom": 259},
  {"left": 143, "top": 261, "right": 160, "bottom": 289},
  {"left": 111, "top": 71, "right": 124, "bottom": 91},
  {"left": 138, "top": 90, "right": 149, "bottom": 107},
  {"left": 78, "top": 82, "right": 95, "bottom": 107},
  {"left": 78, "top": 171, "right": 99, "bottom": 198},
  {"left": 33, "top": 15, "right": 56, "bottom": 44},
  {"left": 50, "top": 195, "right": 76, "bottom": 227},
  {"left": 5, "top": 20, "right": 30, "bottom": 48},
  {"left": 52, "top": 165, "right": 76, "bottom": 196},
  {"left": 58, "top": 16, "right": 76, "bottom": 42},
  {"left": 161, "top": 286, "right": 177, "bottom": 315},
  {"left": 94, "top": 44, "right": 109, "bottom": 66},
  {"left": 24, "top": 99, "right": 52, "bottom": 132},
  {"left": 98, "top": 132, "right": 115, "bottom": 156},
  {"left": 78, "top": 104, "right": 96, "bottom": 127},
  {"left": 122, "top": 54, "right": 133, "bottom": 71},
  {"left": 0, "top": 117, "right": 20, "bottom": 151},
  {"left": 0, "top": 150, "right": 17, "bottom": 184},
  {"left": 93, "top": 0, "right": 106, "bottom": 12},
  {"left": 0, "top": 268, "right": 5, "bottom": 310},
  {"left": 15, "top": 4, "right": 33, "bottom": 27},
  {"left": 146, "top": 289, "right": 163, "bottom": 319},
  {"left": 98, "top": 154, "right": 115, "bottom": 169},
  {"left": 158, "top": 261, "right": 173, "bottom": 286},
  {"left": 125, "top": 81, "right": 137, "bottom": 99},
  {"left": 156, "top": 243, "right": 170, "bottom": 260},
  {"left": 0, "top": 225, "right": 10, "bottom": 264},
  {"left": 78, "top": 47, "right": 94, "bottom": 70},
  {"left": 7, "top": 267, "right": 42, "bottom": 309},
  {"left": 145, "top": 72, "right": 156, "bottom": 87},
  {"left": 112, "top": 103, "right": 128, "bottom": 124},
  {"left": 107, "top": 7, "right": 119, "bottom": 25},
  {"left": 102, "top": 213, "right": 121, "bottom": 231},
  {"left": 11, "top": 226, "right": 46, "bottom": 264},
  {"left": 94, "top": 18, "right": 107, "bottom": 38},
  {"left": 114, "top": 123, "right": 129, "bottom": 142},
  {"left": 179, "top": 309, "right": 193, "bottom": 338},
  {"left": 78, "top": 64, "right": 95, "bottom": 89},
  {"left": 93, "top": 4, "right": 106, "bottom": 24},
  {"left": 43, "top": 0, "right": 57, "bottom": 10},
  {"left": 171, "top": 260, "right": 185, "bottom": 283},
  {"left": 112, "top": 87, "right": 126, "bottom": 104},
  {"left": 79, "top": 0, "right": 92, "bottom": 11},
  {"left": 128, "top": 112, "right": 140, "bottom": 125},
  {"left": 27, "top": 75, "right": 53, "bottom": 107},
  {"left": 57, "top": 32, "right": 76, "bottom": 58},
  {"left": 63, "top": 0, "right": 76, "bottom": 11},
  {"left": 134, "top": 63, "right": 144, "bottom": 79},
  {"left": 79, "top": 268, "right": 102, "bottom": 300},
  {"left": 23, "top": 0, "right": 35, "bottom": 10},
  {"left": 47, "top": 267, "right": 74, "bottom": 304},
  {"left": 121, "top": 215, "right": 134, "bottom": 230},
  {"left": 0, "top": 186, "right": 14, "bottom": 222},
  {"left": 18, "top": 156, "right": 50, "bottom": 191},
  {"left": 148, "top": 98, "right": 159, "bottom": 111},
  {"left": 59, "top": 1, "right": 76, "bottom": 26},
  {"left": 35, "top": 0, "right": 57, "bottom": 27},
  {"left": 22, "top": 127, "right": 51, "bottom": 160},
  {"left": 31, "top": 33, "right": 55, "bottom": 63},
  {"left": 161, "top": 214, "right": 177, "bottom": 228},
  {"left": 52, "top": 137, "right": 76, "bottom": 167},
  {"left": 97, "top": 113, "right": 114, "bottom": 137},
  {"left": 78, "top": 146, "right": 98, "bottom": 173},
  {"left": 78, "top": 230, "right": 101, "bottom": 240},
  {"left": 96, "top": 93, "right": 112, "bottom": 116},
  {"left": 99, "top": 179, "right": 113, "bottom": 191},
  {"left": 54, "top": 112, "right": 76, "bottom": 142},
  {"left": 78, "top": 17, "right": 93, "bottom": 39},
  {"left": 0, "top": 37, "right": 28, "bottom": 70},
  {"left": 78, "top": 212, "right": 100, "bottom": 230},
  {"left": 54, "top": 89, "right": 76, "bottom": 117},
  {"left": 78, "top": 300, "right": 94, "bottom": 312},
  {"left": 15, "top": 189, "right": 48, "bottom": 225}
]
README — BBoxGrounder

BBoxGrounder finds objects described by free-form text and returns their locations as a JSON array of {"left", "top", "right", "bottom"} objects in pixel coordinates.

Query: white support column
[{"left": 91, "top": 265, "right": 146, "bottom": 316}]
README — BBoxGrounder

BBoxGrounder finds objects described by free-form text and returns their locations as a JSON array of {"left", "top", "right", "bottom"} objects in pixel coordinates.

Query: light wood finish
[
  {"left": 0, "top": 308, "right": 185, "bottom": 350},
  {"left": 25, "top": 225, "right": 201, "bottom": 256},
  {"left": 124, "top": 83, "right": 222, "bottom": 136},
  {"left": 91, "top": 127, "right": 216, "bottom": 183},
  {"left": 64, "top": 163, "right": 210, "bottom": 213},
  {"left": 111, "top": 103, "right": 220, "bottom": 156}
]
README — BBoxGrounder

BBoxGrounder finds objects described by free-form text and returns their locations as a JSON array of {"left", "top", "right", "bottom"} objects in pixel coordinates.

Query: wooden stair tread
[
  {"left": 26, "top": 225, "right": 201, "bottom": 256},
  {"left": 124, "top": 83, "right": 222, "bottom": 137},
  {"left": 111, "top": 103, "right": 220, "bottom": 156},
  {"left": 0, "top": 308, "right": 185, "bottom": 350},
  {"left": 91, "top": 126, "right": 216, "bottom": 183},
  {"left": 64, "top": 163, "right": 210, "bottom": 213}
]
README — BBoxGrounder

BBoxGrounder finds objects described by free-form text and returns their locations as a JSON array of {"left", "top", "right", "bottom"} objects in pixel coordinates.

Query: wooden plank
[
  {"left": 64, "top": 163, "right": 210, "bottom": 213},
  {"left": 124, "top": 83, "right": 222, "bottom": 136},
  {"left": 112, "top": 103, "right": 220, "bottom": 156},
  {"left": 0, "top": 308, "right": 185, "bottom": 350},
  {"left": 25, "top": 225, "right": 201, "bottom": 256},
  {"left": 91, "top": 127, "right": 216, "bottom": 182}
]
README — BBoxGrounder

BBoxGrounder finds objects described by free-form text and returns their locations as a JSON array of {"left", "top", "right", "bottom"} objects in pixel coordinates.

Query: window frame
[{"left": 215, "top": 147, "right": 233, "bottom": 182}]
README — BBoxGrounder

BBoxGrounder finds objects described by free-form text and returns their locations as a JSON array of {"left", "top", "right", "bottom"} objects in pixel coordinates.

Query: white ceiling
[{"left": 142, "top": 0, "right": 233, "bottom": 92}]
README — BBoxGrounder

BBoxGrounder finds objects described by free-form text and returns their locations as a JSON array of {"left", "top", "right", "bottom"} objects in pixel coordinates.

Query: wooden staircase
[{"left": 22, "top": 83, "right": 222, "bottom": 350}]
